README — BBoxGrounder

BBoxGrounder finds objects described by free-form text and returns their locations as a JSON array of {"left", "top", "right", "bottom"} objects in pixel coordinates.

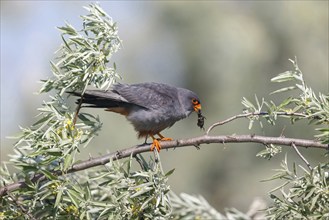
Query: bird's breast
[{"left": 126, "top": 108, "right": 184, "bottom": 135}]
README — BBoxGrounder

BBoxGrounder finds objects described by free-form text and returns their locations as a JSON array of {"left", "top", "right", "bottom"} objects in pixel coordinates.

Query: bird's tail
[{"left": 67, "top": 91, "right": 124, "bottom": 108}]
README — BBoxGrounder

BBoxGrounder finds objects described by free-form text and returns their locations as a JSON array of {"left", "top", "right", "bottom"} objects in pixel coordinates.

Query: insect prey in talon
[{"left": 197, "top": 110, "right": 206, "bottom": 130}]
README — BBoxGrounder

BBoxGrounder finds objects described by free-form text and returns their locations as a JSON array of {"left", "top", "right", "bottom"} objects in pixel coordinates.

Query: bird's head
[
  {"left": 191, "top": 97, "right": 202, "bottom": 113},
  {"left": 177, "top": 88, "right": 205, "bottom": 129},
  {"left": 178, "top": 88, "right": 201, "bottom": 115}
]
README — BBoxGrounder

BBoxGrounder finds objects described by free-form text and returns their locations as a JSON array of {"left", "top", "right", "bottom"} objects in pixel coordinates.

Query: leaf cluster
[
  {"left": 0, "top": 3, "right": 120, "bottom": 219},
  {"left": 1, "top": 154, "right": 173, "bottom": 219},
  {"left": 266, "top": 157, "right": 329, "bottom": 219},
  {"left": 242, "top": 58, "right": 329, "bottom": 159},
  {"left": 40, "top": 4, "right": 122, "bottom": 95},
  {"left": 242, "top": 58, "right": 329, "bottom": 219}
]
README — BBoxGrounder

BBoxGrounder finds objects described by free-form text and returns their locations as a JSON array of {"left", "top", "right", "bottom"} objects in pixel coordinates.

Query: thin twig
[
  {"left": 291, "top": 142, "right": 312, "bottom": 171},
  {"left": 134, "top": 154, "right": 146, "bottom": 171},
  {"left": 206, "top": 112, "right": 307, "bottom": 134},
  {"left": 7, "top": 193, "right": 37, "bottom": 220}
]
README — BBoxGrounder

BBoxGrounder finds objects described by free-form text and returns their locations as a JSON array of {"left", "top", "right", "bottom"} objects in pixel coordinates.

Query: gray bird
[{"left": 70, "top": 82, "right": 203, "bottom": 151}]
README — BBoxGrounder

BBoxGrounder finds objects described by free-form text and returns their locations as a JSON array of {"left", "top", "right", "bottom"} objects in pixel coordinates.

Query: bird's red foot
[
  {"left": 150, "top": 134, "right": 173, "bottom": 152},
  {"left": 157, "top": 133, "right": 172, "bottom": 142},
  {"left": 151, "top": 139, "right": 161, "bottom": 152}
]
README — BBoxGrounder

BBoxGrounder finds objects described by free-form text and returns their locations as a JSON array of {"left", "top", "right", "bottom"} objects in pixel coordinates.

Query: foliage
[
  {"left": 242, "top": 58, "right": 329, "bottom": 159},
  {"left": 270, "top": 58, "right": 329, "bottom": 144},
  {"left": 0, "top": 3, "right": 328, "bottom": 220},
  {"left": 0, "top": 3, "right": 122, "bottom": 219},
  {"left": 242, "top": 58, "right": 329, "bottom": 219},
  {"left": 40, "top": 4, "right": 122, "bottom": 95},
  {"left": 265, "top": 157, "right": 329, "bottom": 219},
  {"left": 1, "top": 153, "right": 172, "bottom": 219}
]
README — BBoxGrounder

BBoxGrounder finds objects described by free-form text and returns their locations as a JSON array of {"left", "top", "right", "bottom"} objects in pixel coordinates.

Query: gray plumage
[{"left": 69, "top": 82, "right": 201, "bottom": 138}]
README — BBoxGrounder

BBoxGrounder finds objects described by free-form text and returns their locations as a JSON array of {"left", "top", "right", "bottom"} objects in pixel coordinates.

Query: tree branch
[
  {"left": 0, "top": 134, "right": 327, "bottom": 197},
  {"left": 206, "top": 111, "right": 307, "bottom": 134}
]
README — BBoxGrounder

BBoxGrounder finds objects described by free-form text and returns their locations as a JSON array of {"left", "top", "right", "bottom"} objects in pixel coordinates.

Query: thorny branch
[{"left": 1, "top": 116, "right": 327, "bottom": 197}]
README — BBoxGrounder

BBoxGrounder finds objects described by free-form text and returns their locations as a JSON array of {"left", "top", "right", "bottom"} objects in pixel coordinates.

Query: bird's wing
[
  {"left": 68, "top": 82, "right": 178, "bottom": 111},
  {"left": 84, "top": 90, "right": 128, "bottom": 103},
  {"left": 113, "top": 83, "right": 177, "bottom": 110}
]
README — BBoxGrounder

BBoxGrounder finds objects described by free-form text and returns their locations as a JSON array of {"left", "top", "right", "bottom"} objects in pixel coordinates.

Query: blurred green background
[{"left": 1, "top": 1, "right": 328, "bottom": 212}]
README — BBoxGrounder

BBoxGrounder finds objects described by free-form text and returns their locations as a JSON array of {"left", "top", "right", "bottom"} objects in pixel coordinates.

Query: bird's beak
[{"left": 193, "top": 103, "right": 201, "bottom": 113}]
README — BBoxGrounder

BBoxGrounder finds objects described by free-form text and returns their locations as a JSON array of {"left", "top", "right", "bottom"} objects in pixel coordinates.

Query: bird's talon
[
  {"left": 160, "top": 137, "right": 173, "bottom": 141},
  {"left": 151, "top": 139, "right": 161, "bottom": 152},
  {"left": 150, "top": 134, "right": 173, "bottom": 152}
]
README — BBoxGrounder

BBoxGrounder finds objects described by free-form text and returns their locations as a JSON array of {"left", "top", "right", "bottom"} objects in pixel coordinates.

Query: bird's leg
[
  {"left": 157, "top": 133, "right": 173, "bottom": 141},
  {"left": 150, "top": 134, "right": 161, "bottom": 152},
  {"left": 144, "top": 135, "right": 148, "bottom": 144},
  {"left": 150, "top": 133, "right": 173, "bottom": 152}
]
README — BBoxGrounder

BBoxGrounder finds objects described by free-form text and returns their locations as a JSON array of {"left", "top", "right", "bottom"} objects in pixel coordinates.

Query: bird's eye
[{"left": 192, "top": 98, "right": 199, "bottom": 104}]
